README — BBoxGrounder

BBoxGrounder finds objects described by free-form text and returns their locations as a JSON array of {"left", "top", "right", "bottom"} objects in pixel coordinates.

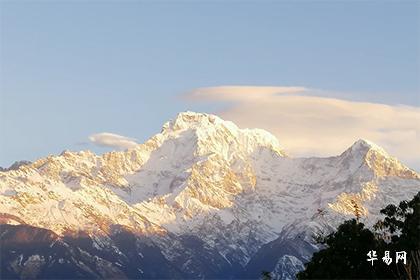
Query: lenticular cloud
[
  {"left": 89, "top": 132, "right": 138, "bottom": 149},
  {"left": 186, "top": 86, "right": 420, "bottom": 170}
]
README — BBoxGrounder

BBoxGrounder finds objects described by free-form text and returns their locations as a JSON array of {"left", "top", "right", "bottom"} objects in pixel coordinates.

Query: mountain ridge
[{"left": 1, "top": 111, "right": 419, "bottom": 279}]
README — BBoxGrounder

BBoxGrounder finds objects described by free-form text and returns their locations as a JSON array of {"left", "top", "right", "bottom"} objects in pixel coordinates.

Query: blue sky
[{"left": 0, "top": 1, "right": 419, "bottom": 168}]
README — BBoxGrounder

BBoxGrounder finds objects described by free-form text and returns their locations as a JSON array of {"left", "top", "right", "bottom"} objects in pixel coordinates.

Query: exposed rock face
[
  {"left": 0, "top": 160, "right": 32, "bottom": 172},
  {"left": 1, "top": 112, "right": 419, "bottom": 279}
]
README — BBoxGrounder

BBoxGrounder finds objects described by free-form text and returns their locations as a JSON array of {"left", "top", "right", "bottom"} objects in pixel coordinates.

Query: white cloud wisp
[{"left": 89, "top": 132, "right": 138, "bottom": 150}]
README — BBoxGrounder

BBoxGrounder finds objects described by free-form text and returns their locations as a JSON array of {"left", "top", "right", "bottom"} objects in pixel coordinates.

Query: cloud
[
  {"left": 187, "top": 86, "right": 420, "bottom": 170},
  {"left": 186, "top": 86, "right": 307, "bottom": 101},
  {"left": 89, "top": 133, "right": 138, "bottom": 150}
]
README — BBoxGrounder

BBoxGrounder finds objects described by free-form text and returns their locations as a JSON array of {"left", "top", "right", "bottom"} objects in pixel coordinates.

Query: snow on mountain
[
  {"left": 1, "top": 111, "right": 419, "bottom": 278},
  {"left": 273, "top": 255, "right": 305, "bottom": 280},
  {"left": 0, "top": 160, "right": 32, "bottom": 172}
]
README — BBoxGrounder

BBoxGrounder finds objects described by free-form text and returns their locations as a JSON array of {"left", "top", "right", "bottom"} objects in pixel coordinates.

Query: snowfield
[{"left": 1, "top": 111, "right": 419, "bottom": 279}]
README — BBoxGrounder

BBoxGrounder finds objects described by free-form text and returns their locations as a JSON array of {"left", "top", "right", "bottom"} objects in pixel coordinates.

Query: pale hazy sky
[{"left": 0, "top": 1, "right": 419, "bottom": 169}]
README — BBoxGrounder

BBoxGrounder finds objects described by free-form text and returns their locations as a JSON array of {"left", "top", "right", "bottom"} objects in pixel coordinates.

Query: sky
[{"left": 0, "top": 1, "right": 419, "bottom": 169}]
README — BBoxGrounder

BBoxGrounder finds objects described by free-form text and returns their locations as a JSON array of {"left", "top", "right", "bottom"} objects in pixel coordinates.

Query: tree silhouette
[
  {"left": 374, "top": 191, "right": 420, "bottom": 280},
  {"left": 297, "top": 219, "right": 393, "bottom": 279},
  {"left": 298, "top": 191, "right": 420, "bottom": 279}
]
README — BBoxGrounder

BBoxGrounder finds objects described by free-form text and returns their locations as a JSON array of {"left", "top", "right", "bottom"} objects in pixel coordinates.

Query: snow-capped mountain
[{"left": 1, "top": 112, "right": 419, "bottom": 279}]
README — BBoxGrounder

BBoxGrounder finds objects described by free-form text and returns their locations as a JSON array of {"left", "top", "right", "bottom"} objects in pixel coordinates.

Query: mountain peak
[
  {"left": 350, "top": 139, "right": 387, "bottom": 154},
  {"left": 176, "top": 111, "right": 216, "bottom": 121},
  {"left": 165, "top": 111, "right": 234, "bottom": 132},
  {"left": 159, "top": 111, "right": 285, "bottom": 156},
  {"left": 341, "top": 139, "right": 389, "bottom": 160},
  {"left": 342, "top": 139, "right": 419, "bottom": 178}
]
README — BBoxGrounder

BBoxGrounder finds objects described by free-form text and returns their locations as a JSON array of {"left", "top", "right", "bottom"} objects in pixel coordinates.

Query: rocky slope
[{"left": 1, "top": 111, "right": 419, "bottom": 279}]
